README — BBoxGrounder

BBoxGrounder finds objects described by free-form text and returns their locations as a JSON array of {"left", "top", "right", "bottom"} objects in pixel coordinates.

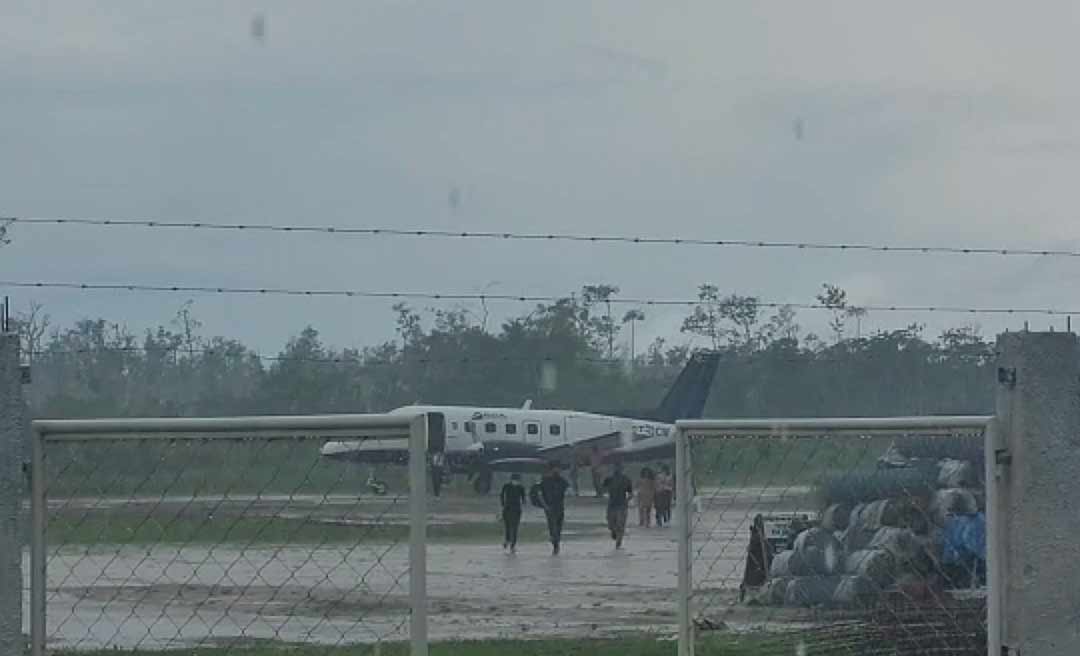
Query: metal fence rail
[
  {"left": 675, "top": 416, "right": 995, "bottom": 656},
  {"left": 30, "top": 413, "right": 430, "bottom": 656}
]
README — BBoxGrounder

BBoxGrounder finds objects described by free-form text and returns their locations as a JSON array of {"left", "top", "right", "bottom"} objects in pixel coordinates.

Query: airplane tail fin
[{"left": 652, "top": 350, "right": 720, "bottom": 423}]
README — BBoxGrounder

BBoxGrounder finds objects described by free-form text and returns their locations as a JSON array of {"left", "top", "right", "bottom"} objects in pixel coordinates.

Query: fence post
[
  {"left": 675, "top": 426, "right": 694, "bottom": 656},
  {"left": 408, "top": 414, "right": 429, "bottom": 656},
  {"left": 995, "top": 331, "right": 1080, "bottom": 655},
  {"left": 984, "top": 418, "right": 1004, "bottom": 656},
  {"left": 0, "top": 333, "right": 25, "bottom": 656},
  {"left": 29, "top": 425, "right": 44, "bottom": 656}
]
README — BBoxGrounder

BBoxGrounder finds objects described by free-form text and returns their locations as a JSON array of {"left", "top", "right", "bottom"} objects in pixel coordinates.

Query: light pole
[{"left": 622, "top": 309, "right": 646, "bottom": 370}]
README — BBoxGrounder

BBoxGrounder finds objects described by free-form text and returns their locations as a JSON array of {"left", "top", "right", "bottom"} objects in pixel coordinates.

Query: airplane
[{"left": 320, "top": 350, "right": 721, "bottom": 494}]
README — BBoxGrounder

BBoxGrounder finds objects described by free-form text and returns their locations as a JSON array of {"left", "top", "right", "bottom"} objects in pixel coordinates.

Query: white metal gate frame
[
  {"left": 29, "top": 413, "right": 432, "bottom": 656},
  {"left": 30, "top": 413, "right": 1003, "bottom": 656},
  {"left": 673, "top": 415, "right": 1000, "bottom": 656}
]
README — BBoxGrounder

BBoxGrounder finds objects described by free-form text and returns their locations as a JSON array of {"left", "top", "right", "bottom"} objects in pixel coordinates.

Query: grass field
[
  {"left": 58, "top": 636, "right": 794, "bottom": 656},
  {"left": 43, "top": 435, "right": 891, "bottom": 499},
  {"left": 692, "top": 436, "right": 889, "bottom": 488},
  {"left": 48, "top": 514, "right": 571, "bottom": 546}
]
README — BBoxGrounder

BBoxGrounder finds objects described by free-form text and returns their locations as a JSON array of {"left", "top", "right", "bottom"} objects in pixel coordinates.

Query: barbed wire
[
  {"left": 3, "top": 279, "right": 1079, "bottom": 316},
  {"left": 7, "top": 215, "right": 1080, "bottom": 259}
]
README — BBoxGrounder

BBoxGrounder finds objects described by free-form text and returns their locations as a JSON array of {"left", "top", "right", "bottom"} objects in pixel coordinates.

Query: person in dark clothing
[
  {"left": 739, "top": 514, "right": 774, "bottom": 602},
  {"left": 590, "top": 446, "right": 606, "bottom": 497},
  {"left": 655, "top": 464, "right": 674, "bottom": 528},
  {"left": 602, "top": 462, "right": 635, "bottom": 549},
  {"left": 538, "top": 461, "right": 570, "bottom": 554},
  {"left": 500, "top": 473, "right": 526, "bottom": 553},
  {"left": 430, "top": 451, "right": 446, "bottom": 498}
]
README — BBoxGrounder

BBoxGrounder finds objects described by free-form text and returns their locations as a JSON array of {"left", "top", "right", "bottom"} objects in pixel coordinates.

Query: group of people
[
  {"left": 498, "top": 459, "right": 676, "bottom": 554},
  {"left": 630, "top": 464, "right": 675, "bottom": 529},
  {"left": 499, "top": 462, "right": 573, "bottom": 554}
]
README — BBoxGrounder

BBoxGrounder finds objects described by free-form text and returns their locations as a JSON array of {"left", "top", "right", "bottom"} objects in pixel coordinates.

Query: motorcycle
[{"left": 365, "top": 471, "right": 388, "bottom": 496}]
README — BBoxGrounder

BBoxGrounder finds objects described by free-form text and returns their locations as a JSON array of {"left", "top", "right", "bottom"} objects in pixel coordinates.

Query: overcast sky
[{"left": 3, "top": 1, "right": 1080, "bottom": 354}]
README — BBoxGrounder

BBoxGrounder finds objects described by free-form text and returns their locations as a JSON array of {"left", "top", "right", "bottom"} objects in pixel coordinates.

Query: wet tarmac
[{"left": 27, "top": 486, "right": 811, "bottom": 650}]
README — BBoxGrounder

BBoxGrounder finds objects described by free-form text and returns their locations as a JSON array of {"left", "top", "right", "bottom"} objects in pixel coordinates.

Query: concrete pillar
[
  {"left": 995, "top": 332, "right": 1080, "bottom": 655},
  {"left": 0, "top": 333, "right": 25, "bottom": 655}
]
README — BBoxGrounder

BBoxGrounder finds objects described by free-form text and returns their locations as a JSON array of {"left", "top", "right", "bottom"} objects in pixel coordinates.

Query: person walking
[
  {"left": 636, "top": 467, "right": 656, "bottom": 528},
  {"left": 430, "top": 450, "right": 446, "bottom": 498},
  {"left": 603, "top": 462, "right": 635, "bottom": 549},
  {"left": 655, "top": 465, "right": 674, "bottom": 528},
  {"left": 590, "top": 446, "right": 606, "bottom": 497},
  {"left": 499, "top": 473, "right": 526, "bottom": 553},
  {"left": 539, "top": 462, "right": 570, "bottom": 554}
]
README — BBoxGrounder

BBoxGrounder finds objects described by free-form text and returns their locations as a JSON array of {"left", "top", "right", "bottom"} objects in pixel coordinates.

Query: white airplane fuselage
[
  {"left": 319, "top": 351, "right": 721, "bottom": 493},
  {"left": 320, "top": 404, "right": 677, "bottom": 471}
]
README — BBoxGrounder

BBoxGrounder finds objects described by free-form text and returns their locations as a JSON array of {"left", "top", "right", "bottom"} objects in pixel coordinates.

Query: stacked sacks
[
  {"left": 930, "top": 488, "right": 978, "bottom": 526},
  {"left": 840, "top": 497, "right": 928, "bottom": 552},
  {"left": 843, "top": 549, "right": 894, "bottom": 588},
  {"left": 765, "top": 528, "right": 845, "bottom": 607},
  {"left": 769, "top": 528, "right": 842, "bottom": 578},
  {"left": 761, "top": 520, "right": 923, "bottom": 608},
  {"left": 752, "top": 440, "right": 986, "bottom": 608},
  {"left": 928, "top": 458, "right": 986, "bottom": 588}
]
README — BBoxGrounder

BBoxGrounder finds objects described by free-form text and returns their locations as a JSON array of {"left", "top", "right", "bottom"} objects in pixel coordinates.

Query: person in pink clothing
[{"left": 636, "top": 467, "right": 656, "bottom": 528}]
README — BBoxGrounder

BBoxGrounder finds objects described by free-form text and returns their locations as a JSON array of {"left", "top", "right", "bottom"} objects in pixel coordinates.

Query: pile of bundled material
[{"left": 751, "top": 435, "right": 986, "bottom": 608}]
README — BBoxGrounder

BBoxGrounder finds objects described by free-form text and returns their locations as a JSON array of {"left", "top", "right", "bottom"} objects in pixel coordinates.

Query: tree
[
  {"left": 718, "top": 294, "right": 761, "bottom": 351},
  {"left": 681, "top": 285, "right": 761, "bottom": 352},
  {"left": 18, "top": 282, "right": 998, "bottom": 424},
  {"left": 172, "top": 301, "right": 203, "bottom": 360},
  {"left": 760, "top": 305, "right": 800, "bottom": 345},
  {"left": 817, "top": 284, "right": 849, "bottom": 342},
  {"left": 393, "top": 303, "right": 423, "bottom": 353},
  {"left": 14, "top": 301, "right": 50, "bottom": 367},
  {"left": 581, "top": 284, "right": 621, "bottom": 358},
  {"left": 681, "top": 284, "right": 723, "bottom": 349}
]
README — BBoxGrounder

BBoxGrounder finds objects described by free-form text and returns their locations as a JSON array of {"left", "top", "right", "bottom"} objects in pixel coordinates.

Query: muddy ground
[{"left": 27, "top": 487, "right": 813, "bottom": 650}]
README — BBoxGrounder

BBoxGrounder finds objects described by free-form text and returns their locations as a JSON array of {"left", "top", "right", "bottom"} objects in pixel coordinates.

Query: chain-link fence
[
  {"left": 31, "top": 414, "right": 693, "bottom": 655},
  {"left": 29, "top": 413, "right": 999, "bottom": 655},
  {"left": 30, "top": 414, "right": 429, "bottom": 655},
  {"left": 679, "top": 417, "right": 992, "bottom": 655}
]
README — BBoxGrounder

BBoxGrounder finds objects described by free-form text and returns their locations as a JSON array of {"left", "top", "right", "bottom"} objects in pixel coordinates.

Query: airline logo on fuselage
[
  {"left": 471, "top": 411, "right": 508, "bottom": 420},
  {"left": 632, "top": 423, "right": 671, "bottom": 441}
]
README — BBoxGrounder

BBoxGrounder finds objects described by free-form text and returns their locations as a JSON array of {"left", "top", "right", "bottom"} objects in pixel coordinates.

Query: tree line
[{"left": 14, "top": 283, "right": 996, "bottom": 420}]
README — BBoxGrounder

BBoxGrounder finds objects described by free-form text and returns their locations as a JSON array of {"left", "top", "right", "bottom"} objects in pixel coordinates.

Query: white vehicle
[{"left": 321, "top": 351, "right": 720, "bottom": 494}]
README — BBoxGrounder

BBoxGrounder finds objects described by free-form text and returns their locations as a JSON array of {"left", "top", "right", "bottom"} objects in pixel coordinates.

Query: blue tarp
[{"left": 941, "top": 512, "right": 986, "bottom": 564}]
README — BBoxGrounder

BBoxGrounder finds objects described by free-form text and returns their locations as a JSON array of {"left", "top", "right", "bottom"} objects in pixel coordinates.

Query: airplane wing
[
  {"left": 545, "top": 430, "right": 677, "bottom": 466},
  {"left": 536, "top": 431, "right": 623, "bottom": 463},
  {"left": 538, "top": 431, "right": 622, "bottom": 454},
  {"left": 320, "top": 438, "right": 410, "bottom": 464},
  {"left": 607, "top": 439, "right": 675, "bottom": 463},
  {"left": 486, "top": 456, "right": 549, "bottom": 472}
]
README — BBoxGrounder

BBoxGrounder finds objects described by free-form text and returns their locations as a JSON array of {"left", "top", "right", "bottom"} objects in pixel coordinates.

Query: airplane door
[
  {"left": 427, "top": 413, "right": 446, "bottom": 453},
  {"left": 524, "top": 420, "right": 542, "bottom": 444}
]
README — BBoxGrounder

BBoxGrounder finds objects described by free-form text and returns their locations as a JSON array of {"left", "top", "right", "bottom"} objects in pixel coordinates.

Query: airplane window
[
  {"left": 451, "top": 421, "right": 459, "bottom": 430},
  {"left": 485, "top": 422, "right": 497, "bottom": 433},
  {"left": 464, "top": 421, "right": 475, "bottom": 433},
  {"left": 505, "top": 424, "right": 517, "bottom": 434},
  {"left": 549, "top": 424, "right": 561, "bottom": 436},
  {"left": 526, "top": 424, "right": 539, "bottom": 435}
]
